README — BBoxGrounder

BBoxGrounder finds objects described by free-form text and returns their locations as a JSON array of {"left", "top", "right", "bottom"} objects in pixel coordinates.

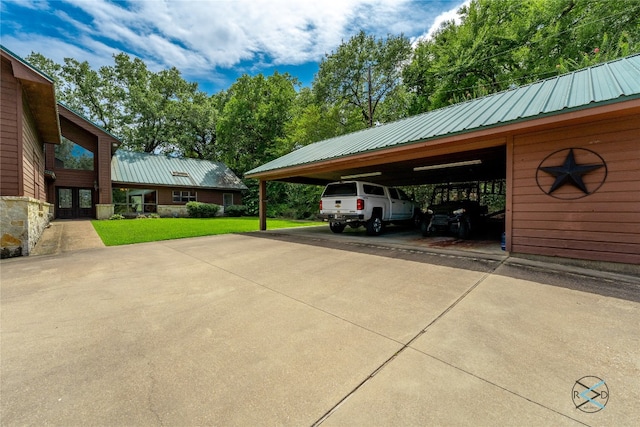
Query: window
[
  {"left": 79, "top": 189, "right": 92, "bottom": 209},
  {"left": 113, "top": 188, "right": 157, "bottom": 214},
  {"left": 363, "top": 184, "right": 385, "bottom": 196},
  {"left": 173, "top": 190, "right": 197, "bottom": 203},
  {"left": 223, "top": 193, "right": 233, "bottom": 207},
  {"left": 58, "top": 188, "right": 72, "bottom": 209},
  {"left": 54, "top": 137, "right": 94, "bottom": 171},
  {"left": 397, "top": 189, "right": 411, "bottom": 201},
  {"left": 323, "top": 183, "right": 357, "bottom": 197},
  {"left": 388, "top": 188, "right": 399, "bottom": 199}
]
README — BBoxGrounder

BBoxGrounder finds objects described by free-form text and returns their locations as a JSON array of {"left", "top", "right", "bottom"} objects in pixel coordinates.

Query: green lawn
[{"left": 91, "top": 217, "right": 320, "bottom": 246}]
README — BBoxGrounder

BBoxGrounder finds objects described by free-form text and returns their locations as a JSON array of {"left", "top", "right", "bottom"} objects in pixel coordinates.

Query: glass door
[{"left": 57, "top": 187, "right": 93, "bottom": 218}]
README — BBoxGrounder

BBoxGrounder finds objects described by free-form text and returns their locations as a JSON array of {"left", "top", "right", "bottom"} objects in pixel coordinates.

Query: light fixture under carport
[
  {"left": 413, "top": 159, "right": 482, "bottom": 172},
  {"left": 340, "top": 171, "right": 382, "bottom": 179}
]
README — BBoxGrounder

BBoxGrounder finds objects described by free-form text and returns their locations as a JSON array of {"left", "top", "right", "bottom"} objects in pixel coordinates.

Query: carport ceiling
[{"left": 275, "top": 145, "right": 506, "bottom": 187}]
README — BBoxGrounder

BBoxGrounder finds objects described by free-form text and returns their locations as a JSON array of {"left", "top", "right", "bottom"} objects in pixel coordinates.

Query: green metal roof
[
  {"left": 112, "top": 151, "right": 248, "bottom": 190},
  {"left": 247, "top": 54, "right": 640, "bottom": 177}
]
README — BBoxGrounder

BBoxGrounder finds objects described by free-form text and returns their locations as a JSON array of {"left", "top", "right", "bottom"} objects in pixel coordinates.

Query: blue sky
[{"left": 1, "top": 0, "right": 468, "bottom": 94}]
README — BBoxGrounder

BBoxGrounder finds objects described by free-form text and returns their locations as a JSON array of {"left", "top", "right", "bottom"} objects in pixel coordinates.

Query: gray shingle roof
[
  {"left": 112, "top": 151, "right": 247, "bottom": 190},
  {"left": 247, "top": 54, "right": 640, "bottom": 177}
]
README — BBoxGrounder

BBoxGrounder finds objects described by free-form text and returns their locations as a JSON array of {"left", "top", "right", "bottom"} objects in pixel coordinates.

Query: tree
[
  {"left": 403, "top": 0, "right": 640, "bottom": 114},
  {"left": 404, "top": 0, "right": 538, "bottom": 112},
  {"left": 216, "top": 72, "right": 298, "bottom": 175},
  {"left": 111, "top": 53, "right": 202, "bottom": 153},
  {"left": 314, "top": 30, "right": 413, "bottom": 128},
  {"left": 523, "top": 0, "right": 640, "bottom": 74},
  {"left": 26, "top": 53, "right": 122, "bottom": 131},
  {"left": 276, "top": 87, "right": 359, "bottom": 157},
  {"left": 27, "top": 52, "right": 216, "bottom": 155},
  {"left": 178, "top": 91, "right": 227, "bottom": 160}
]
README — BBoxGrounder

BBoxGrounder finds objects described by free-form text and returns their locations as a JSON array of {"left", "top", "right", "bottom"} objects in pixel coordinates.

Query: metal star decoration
[{"left": 539, "top": 148, "right": 604, "bottom": 194}]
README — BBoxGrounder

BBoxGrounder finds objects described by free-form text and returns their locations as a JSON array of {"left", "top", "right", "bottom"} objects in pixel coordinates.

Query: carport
[{"left": 246, "top": 54, "right": 640, "bottom": 267}]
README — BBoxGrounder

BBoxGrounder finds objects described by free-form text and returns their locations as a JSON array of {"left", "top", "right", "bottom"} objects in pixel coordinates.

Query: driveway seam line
[
  {"left": 409, "top": 348, "right": 590, "bottom": 426},
  {"left": 311, "top": 259, "right": 507, "bottom": 426}
]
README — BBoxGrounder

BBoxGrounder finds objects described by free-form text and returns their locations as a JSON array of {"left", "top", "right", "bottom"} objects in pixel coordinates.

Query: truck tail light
[
  {"left": 319, "top": 200, "right": 323, "bottom": 210},
  {"left": 357, "top": 198, "right": 364, "bottom": 210}
]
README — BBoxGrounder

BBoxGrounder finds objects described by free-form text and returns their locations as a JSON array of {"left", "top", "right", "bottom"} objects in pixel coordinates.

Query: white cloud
[
  {"left": 2, "top": 0, "right": 50, "bottom": 10},
  {"left": 3, "top": 0, "right": 469, "bottom": 90},
  {"left": 413, "top": 0, "right": 470, "bottom": 44},
  {"left": 59, "top": 0, "right": 446, "bottom": 71}
]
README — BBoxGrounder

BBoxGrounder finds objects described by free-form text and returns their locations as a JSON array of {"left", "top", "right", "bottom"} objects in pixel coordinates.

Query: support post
[
  {"left": 505, "top": 135, "right": 513, "bottom": 252},
  {"left": 259, "top": 180, "right": 267, "bottom": 231}
]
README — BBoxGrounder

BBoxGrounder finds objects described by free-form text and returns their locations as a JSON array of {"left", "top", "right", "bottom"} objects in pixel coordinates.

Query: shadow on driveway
[{"left": 247, "top": 227, "right": 640, "bottom": 303}]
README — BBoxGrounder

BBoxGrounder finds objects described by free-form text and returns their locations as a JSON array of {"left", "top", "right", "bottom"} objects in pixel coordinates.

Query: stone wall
[
  {"left": 96, "top": 204, "right": 114, "bottom": 220},
  {"left": 157, "top": 204, "right": 189, "bottom": 218},
  {"left": 1, "top": 196, "right": 53, "bottom": 258}
]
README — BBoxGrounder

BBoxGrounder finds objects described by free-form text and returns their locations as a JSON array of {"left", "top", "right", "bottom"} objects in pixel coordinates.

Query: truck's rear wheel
[
  {"left": 366, "top": 215, "right": 383, "bottom": 236},
  {"left": 329, "top": 222, "right": 346, "bottom": 233}
]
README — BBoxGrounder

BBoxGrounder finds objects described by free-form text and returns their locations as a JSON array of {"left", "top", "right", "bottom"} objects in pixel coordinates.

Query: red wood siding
[
  {"left": 97, "top": 136, "right": 112, "bottom": 204},
  {"left": 21, "top": 99, "right": 46, "bottom": 200},
  {"left": 156, "top": 187, "right": 242, "bottom": 205},
  {"left": 60, "top": 116, "right": 99, "bottom": 154},
  {"left": 53, "top": 169, "right": 96, "bottom": 189},
  {"left": 1, "top": 57, "right": 20, "bottom": 196},
  {"left": 511, "top": 114, "right": 640, "bottom": 264},
  {"left": 116, "top": 185, "right": 243, "bottom": 206}
]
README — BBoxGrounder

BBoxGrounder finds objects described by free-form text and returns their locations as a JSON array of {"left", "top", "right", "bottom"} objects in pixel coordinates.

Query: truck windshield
[{"left": 323, "top": 183, "right": 357, "bottom": 196}]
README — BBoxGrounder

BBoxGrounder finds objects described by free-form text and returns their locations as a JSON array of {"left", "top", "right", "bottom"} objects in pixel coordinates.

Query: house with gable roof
[
  {"left": 1, "top": 46, "right": 246, "bottom": 258},
  {"left": 1, "top": 46, "right": 60, "bottom": 257},
  {"left": 110, "top": 150, "right": 247, "bottom": 218}
]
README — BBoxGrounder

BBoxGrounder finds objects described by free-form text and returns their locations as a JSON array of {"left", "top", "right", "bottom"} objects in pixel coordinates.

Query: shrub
[
  {"left": 148, "top": 213, "right": 161, "bottom": 219},
  {"left": 109, "top": 214, "right": 125, "bottom": 220},
  {"left": 136, "top": 214, "right": 148, "bottom": 219},
  {"left": 224, "top": 205, "right": 248, "bottom": 217},
  {"left": 186, "top": 201, "right": 220, "bottom": 218}
]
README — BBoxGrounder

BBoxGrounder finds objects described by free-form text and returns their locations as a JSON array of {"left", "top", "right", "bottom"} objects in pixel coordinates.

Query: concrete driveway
[{"left": 1, "top": 229, "right": 639, "bottom": 426}]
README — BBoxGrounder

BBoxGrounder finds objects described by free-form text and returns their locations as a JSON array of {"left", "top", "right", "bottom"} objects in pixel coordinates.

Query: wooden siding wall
[
  {"left": 115, "top": 185, "right": 243, "bottom": 206},
  {"left": 511, "top": 114, "right": 640, "bottom": 264},
  {"left": 158, "top": 187, "right": 242, "bottom": 205},
  {"left": 21, "top": 98, "right": 46, "bottom": 200},
  {"left": 159, "top": 187, "right": 241, "bottom": 205},
  {"left": 97, "top": 136, "right": 112, "bottom": 204},
  {"left": 1, "top": 57, "right": 20, "bottom": 196},
  {"left": 50, "top": 116, "right": 99, "bottom": 189}
]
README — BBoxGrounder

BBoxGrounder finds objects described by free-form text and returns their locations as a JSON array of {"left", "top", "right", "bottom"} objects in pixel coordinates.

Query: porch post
[{"left": 259, "top": 180, "right": 267, "bottom": 231}]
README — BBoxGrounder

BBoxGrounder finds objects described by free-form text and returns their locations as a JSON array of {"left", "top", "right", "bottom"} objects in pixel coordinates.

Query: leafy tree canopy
[
  {"left": 403, "top": 0, "right": 640, "bottom": 113},
  {"left": 314, "top": 30, "right": 413, "bottom": 127}
]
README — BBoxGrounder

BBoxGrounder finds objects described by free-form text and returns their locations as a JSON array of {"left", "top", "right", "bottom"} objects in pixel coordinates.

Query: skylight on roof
[{"left": 172, "top": 171, "right": 190, "bottom": 177}]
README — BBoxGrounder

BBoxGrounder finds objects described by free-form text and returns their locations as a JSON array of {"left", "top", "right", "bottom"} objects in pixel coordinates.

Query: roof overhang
[
  {"left": 111, "top": 181, "right": 247, "bottom": 191},
  {"left": 1, "top": 47, "right": 61, "bottom": 145},
  {"left": 246, "top": 99, "right": 640, "bottom": 187},
  {"left": 57, "top": 103, "right": 122, "bottom": 155}
]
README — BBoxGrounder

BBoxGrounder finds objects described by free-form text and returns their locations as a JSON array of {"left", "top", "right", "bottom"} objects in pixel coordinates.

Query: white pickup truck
[{"left": 318, "top": 181, "right": 419, "bottom": 235}]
